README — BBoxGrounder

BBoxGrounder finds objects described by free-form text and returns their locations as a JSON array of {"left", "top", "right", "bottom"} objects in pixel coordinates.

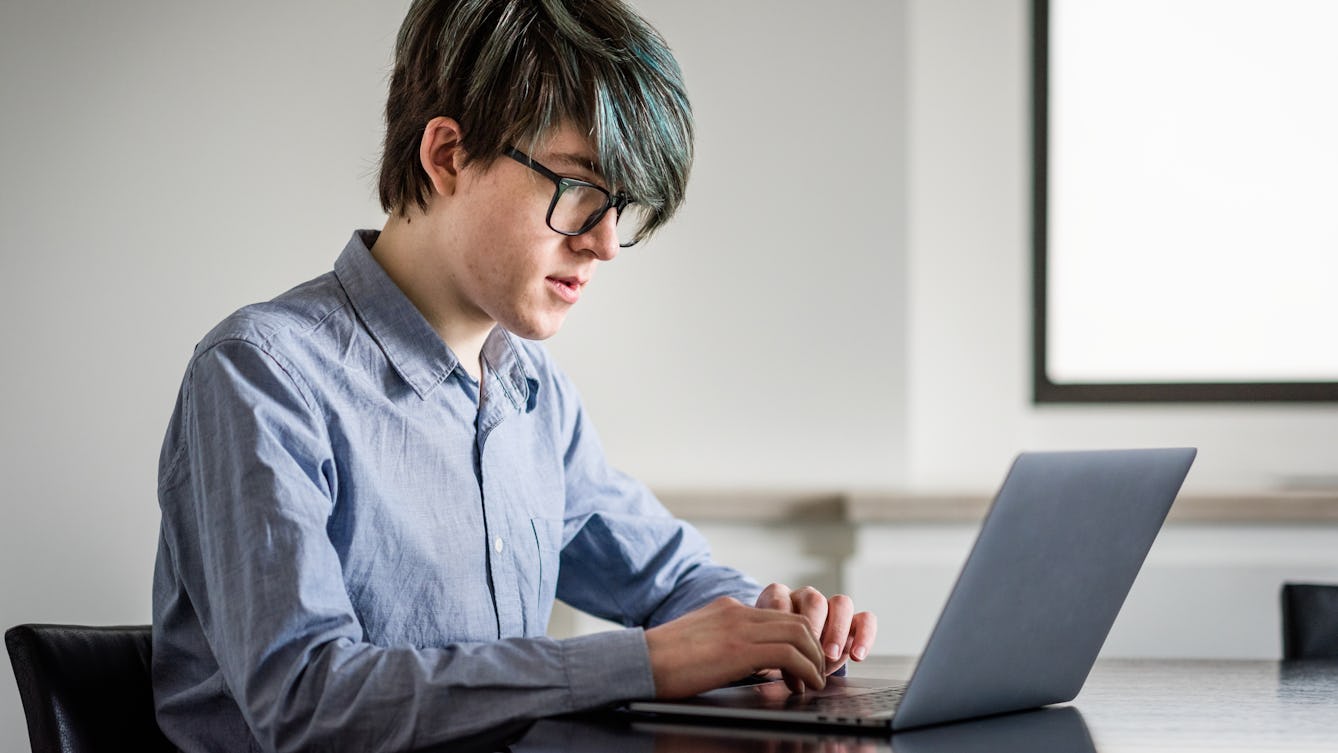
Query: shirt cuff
[{"left": 561, "top": 627, "right": 656, "bottom": 710}]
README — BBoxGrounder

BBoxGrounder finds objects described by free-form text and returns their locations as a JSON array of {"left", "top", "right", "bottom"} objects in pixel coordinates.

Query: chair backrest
[
  {"left": 1281, "top": 583, "right": 1338, "bottom": 660},
  {"left": 5, "top": 624, "right": 176, "bottom": 753}
]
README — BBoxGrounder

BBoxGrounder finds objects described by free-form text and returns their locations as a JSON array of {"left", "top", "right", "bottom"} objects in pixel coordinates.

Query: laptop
[{"left": 626, "top": 447, "right": 1197, "bottom": 731}]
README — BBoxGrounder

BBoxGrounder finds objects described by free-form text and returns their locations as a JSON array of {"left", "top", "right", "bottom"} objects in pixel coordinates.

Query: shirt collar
[
  {"left": 481, "top": 326, "right": 541, "bottom": 414},
  {"left": 334, "top": 229, "right": 537, "bottom": 407}
]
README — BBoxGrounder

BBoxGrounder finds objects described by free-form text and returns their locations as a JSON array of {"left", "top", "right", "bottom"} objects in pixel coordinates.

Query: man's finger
[
  {"left": 783, "top": 670, "right": 806, "bottom": 695},
  {"left": 820, "top": 593, "right": 854, "bottom": 663},
  {"left": 748, "top": 607, "right": 828, "bottom": 692},
  {"left": 790, "top": 586, "right": 828, "bottom": 641},
  {"left": 849, "top": 611, "right": 878, "bottom": 661},
  {"left": 742, "top": 609, "right": 827, "bottom": 671},
  {"left": 754, "top": 644, "right": 823, "bottom": 694},
  {"left": 756, "top": 582, "right": 792, "bottom": 612}
]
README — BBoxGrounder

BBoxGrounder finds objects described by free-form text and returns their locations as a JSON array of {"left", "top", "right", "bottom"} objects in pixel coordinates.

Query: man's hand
[
  {"left": 644, "top": 596, "right": 827, "bottom": 698},
  {"left": 755, "top": 584, "right": 877, "bottom": 686}
]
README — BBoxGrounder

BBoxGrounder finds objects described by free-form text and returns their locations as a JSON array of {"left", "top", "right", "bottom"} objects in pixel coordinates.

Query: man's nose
[{"left": 575, "top": 208, "right": 621, "bottom": 261}]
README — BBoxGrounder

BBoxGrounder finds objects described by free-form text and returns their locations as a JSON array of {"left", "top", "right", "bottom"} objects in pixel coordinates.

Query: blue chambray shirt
[{"left": 152, "top": 230, "right": 761, "bottom": 753}]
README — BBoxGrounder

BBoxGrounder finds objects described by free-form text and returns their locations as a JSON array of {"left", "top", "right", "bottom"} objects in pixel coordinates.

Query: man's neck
[{"left": 370, "top": 214, "right": 490, "bottom": 381}]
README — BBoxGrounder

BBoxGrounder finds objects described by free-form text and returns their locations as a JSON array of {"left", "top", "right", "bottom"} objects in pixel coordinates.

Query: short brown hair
[{"left": 378, "top": 0, "right": 694, "bottom": 239}]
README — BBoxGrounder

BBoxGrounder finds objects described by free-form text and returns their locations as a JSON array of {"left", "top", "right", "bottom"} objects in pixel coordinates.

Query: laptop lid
[{"left": 890, "top": 447, "right": 1196, "bottom": 729}]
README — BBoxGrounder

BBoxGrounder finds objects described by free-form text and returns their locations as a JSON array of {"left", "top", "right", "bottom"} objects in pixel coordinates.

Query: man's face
[{"left": 436, "top": 124, "right": 621, "bottom": 341}]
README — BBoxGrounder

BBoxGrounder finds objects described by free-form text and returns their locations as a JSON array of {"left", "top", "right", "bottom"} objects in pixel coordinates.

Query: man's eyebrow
[{"left": 545, "top": 151, "right": 605, "bottom": 181}]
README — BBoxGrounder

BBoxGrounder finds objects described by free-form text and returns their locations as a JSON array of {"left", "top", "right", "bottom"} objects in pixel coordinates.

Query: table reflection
[{"left": 494, "top": 705, "right": 1092, "bottom": 753}]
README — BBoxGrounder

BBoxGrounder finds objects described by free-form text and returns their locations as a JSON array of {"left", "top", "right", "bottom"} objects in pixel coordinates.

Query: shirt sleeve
[
  {"left": 158, "top": 339, "right": 655, "bottom": 753},
  {"left": 545, "top": 365, "right": 763, "bottom": 629}
]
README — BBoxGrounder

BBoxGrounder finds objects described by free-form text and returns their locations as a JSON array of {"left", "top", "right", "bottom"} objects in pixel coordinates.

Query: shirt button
[{"left": 494, "top": 537, "right": 504, "bottom": 553}]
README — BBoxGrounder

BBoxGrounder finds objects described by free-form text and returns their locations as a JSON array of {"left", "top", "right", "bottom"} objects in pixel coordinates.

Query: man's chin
[{"left": 507, "top": 315, "right": 567, "bottom": 341}]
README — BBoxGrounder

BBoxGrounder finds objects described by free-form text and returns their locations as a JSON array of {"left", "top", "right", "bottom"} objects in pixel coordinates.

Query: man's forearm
[{"left": 211, "top": 629, "right": 654, "bottom": 753}]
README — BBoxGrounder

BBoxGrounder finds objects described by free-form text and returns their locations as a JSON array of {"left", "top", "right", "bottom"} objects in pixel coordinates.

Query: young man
[{"left": 152, "top": 1, "right": 876, "bottom": 750}]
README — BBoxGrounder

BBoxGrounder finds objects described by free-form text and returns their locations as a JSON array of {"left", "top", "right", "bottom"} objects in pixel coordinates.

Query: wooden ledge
[
  {"left": 655, "top": 491, "right": 845, "bottom": 523},
  {"left": 657, "top": 490, "right": 1338, "bottom": 524}
]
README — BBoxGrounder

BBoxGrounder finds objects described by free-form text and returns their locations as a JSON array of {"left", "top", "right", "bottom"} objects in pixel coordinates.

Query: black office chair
[
  {"left": 5, "top": 624, "right": 176, "bottom": 753},
  {"left": 1281, "top": 583, "right": 1338, "bottom": 660}
]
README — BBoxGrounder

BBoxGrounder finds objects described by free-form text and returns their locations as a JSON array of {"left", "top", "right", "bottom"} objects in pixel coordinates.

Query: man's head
[{"left": 378, "top": 0, "right": 694, "bottom": 244}]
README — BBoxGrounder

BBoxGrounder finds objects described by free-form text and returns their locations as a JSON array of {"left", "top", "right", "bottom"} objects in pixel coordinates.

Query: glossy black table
[{"left": 432, "top": 657, "right": 1338, "bottom": 752}]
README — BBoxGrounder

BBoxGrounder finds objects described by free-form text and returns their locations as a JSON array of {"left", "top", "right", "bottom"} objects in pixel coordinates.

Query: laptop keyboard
[{"left": 803, "top": 683, "right": 907, "bottom": 719}]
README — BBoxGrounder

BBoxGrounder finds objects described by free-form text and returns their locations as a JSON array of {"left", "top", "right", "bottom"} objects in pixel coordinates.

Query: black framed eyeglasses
[{"left": 505, "top": 147, "right": 654, "bottom": 248}]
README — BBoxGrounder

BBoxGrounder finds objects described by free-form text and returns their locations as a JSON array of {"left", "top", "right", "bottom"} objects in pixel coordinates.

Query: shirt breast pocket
[{"left": 530, "top": 517, "right": 564, "bottom": 633}]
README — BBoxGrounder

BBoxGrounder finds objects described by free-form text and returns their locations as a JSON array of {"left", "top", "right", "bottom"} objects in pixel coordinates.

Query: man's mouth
[{"left": 546, "top": 276, "right": 585, "bottom": 304}]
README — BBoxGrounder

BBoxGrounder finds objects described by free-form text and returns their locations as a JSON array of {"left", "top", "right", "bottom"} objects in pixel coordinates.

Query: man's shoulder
[{"left": 196, "top": 271, "right": 349, "bottom": 358}]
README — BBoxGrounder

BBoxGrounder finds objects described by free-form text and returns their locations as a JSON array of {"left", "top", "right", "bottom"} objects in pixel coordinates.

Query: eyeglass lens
[{"left": 550, "top": 183, "right": 654, "bottom": 246}]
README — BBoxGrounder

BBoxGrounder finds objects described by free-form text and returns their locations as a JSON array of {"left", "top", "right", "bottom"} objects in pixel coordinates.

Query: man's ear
[{"left": 419, "top": 116, "right": 466, "bottom": 198}]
